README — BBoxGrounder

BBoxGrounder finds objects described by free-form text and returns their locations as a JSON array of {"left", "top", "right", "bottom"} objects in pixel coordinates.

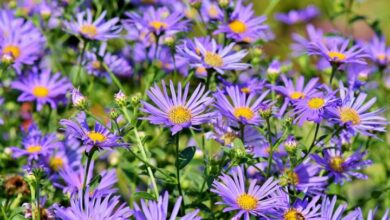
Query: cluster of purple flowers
[{"left": 1, "top": 0, "right": 390, "bottom": 220}]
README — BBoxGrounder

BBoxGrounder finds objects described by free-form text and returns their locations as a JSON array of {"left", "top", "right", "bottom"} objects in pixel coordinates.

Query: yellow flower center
[
  {"left": 87, "top": 131, "right": 107, "bottom": 142},
  {"left": 236, "top": 193, "right": 257, "bottom": 211},
  {"left": 32, "top": 86, "right": 50, "bottom": 98},
  {"left": 339, "top": 107, "right": 361, "bottom": 125},
  {"left": 208, "top": 6, "right": 218, "bottom": 18},
  {"left": 80, "top": 24, "right": 98, "bottom": 38},
  {"left": 50, "top": 156, "right": 64, "bottom": 171},
  {"left": 241, "top": 87, "right": 251, "bottom": 94},
  {"left": 286, "top": 170, "right": 299, "bottom": 185},
  {"left": 289, "top": 91, "right": 305, "bottom": 100},
  {"left": 229, "top": 20, "right": 247, "bottom": 34},
  {"left": 168, "top": 106, "right": 192, "bottom": 124},
  {"left": 377, "top": 53, "right": 386, "bottom": 61},
  {"left": 328, "top": 51, "right": 346, "bottom": 62},
  {"left": 307, "top": 97, "right": 325, "bottom": 110},
  {"left": 27, "top": 145, "right": 42, "bottom": 153},
  {"left": 149, "top": 21, "right": 168, "bottom": 30},
  {"left": 330, "top": 156, "right": 344, "bottom": 172},
  {"left": 222, "top": 132, "right": 237, "bottom": 145},
  {"left": 284, "top": 209, "right": 306, "bottom": 220},
  {"left": 204, "top": 52, "right": 223, "bottom": 67},
  {"left": 91, "top": 60, "right": 102, "bottom": 70},
  {"left": 234, "top": 107, "right": 254, "bottom": 120},
  {"left": 3, "top": 45, "right": 21, "bottom": 59}
]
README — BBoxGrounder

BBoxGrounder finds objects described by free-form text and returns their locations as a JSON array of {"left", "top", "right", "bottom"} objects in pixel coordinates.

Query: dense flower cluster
[{"left": 0, "top": 1, "right": 389, "bottom": 220}]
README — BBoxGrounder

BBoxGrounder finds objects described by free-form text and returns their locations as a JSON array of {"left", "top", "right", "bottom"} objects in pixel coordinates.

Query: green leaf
[
  {"left": 176, "top": 146, "right": 196, "bottom": 169},
  {"left": 134, "top": 191, "right": 155, "bottom": 201}
]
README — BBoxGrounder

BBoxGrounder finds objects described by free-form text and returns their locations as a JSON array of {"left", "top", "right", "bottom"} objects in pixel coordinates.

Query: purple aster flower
[
  {"left": 214, "top": 0, "right": 269, "bottom": 43},
  {"left": 279, "top": 160, "right": 328, "bottom": 195},
  {"left": 11, "top": 69, "right": 72, "bottom": 111},
  {"left": 327, "top": 83, "right": 387, "bottom": 137},
  {"left": 133, "top": 191, "right": 201, "bottom": 220},
  {"left": 346, "top": 64, "right": 373, "bottom": 90},
  {"left": 64, "top": 10, "right": 121, "bottom": 40},
  {"left": 311, "top": 148, "right": 372, "bottom": 184},
  {"left": 308, "top": 39, "right": 368, "bottom": 66},
  {"left": 293, "top": 90, "right": 336, "bottom": 126},
  {"left": 275, "top": 75, "right": 319, "bottom": 117},
  {"left": 60, "top": 112, "right": 126, "bottom": 152},
  {"left": 0, "top": 10, "right": 45, "bottom": 72},
  {"left": 56, "top": 161, "right": 117, "bottom": 197},
  {"left": 0, "top": 97, "right": 3, "bottom": 125},
  {"left": 362, "top": 35, "right": 390, "bottom": 68},
  {"left": 84, "top": 43, "right": 132, "bottom": 78},
  {"left": 321, "top": 196, "right": 361, "bottom": 220},
  {"left": 272, "top": 191, "right": 321, "bottom": 220},
  {"left": 214, "top": 86, "right": 269, "bottom": 125},
  {"left": 200, "top": 0, "right": 224, "bottom": 22},
  {"left": 10, "top": 124, "right": 59, "bottom": 162},
  {"left": 275, "top": 5, "right": 320, "bottom": 25},
  {"left": 55, "top": 190, "right": 132, "bottom": 220},
  {"left": 126, "top": 7, "right": 189, "bottom": 36},
  {"left": 177, "top": 38, "right": 250, "bottom": 74},
  {"left": 211, "top": 166, "right": 283, "bottom": 219},
  {"left": 140, "top": 80, "right": 214, "bottom": 135}
]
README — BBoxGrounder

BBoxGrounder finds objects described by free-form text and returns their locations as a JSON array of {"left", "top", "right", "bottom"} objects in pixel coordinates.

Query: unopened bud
[
  {"left": 71, "top": 88, "right": 87, "bottom": 109},
  {"left": 284, "top": 136, "right": 298, "bottom": 154},
  {"left": 218, "top": 0, "right": 229, "bottom": 8},
  {"left": 115, "top": 91, "right": 127, "bottom": 107},
  {"left": 109, "top": 109, "right": 120, "bottom": 120},
  {"left": 131, "top": 93, "right": 141, "bottom": 105}
]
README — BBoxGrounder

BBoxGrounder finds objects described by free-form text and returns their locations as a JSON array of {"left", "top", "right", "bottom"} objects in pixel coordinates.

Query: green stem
[
  {"left": 75, "top": 40, "right": 88, "bottom": 84},
  {"left": 266, "top": 118, "right": 274, "bottom": 177},
  {"left": 102, "top": 62, "right": 126, "bottom": 92},
  {"left": 300, "top": 123, "right": 320, "bottom": 162},
  {"left": 82, "top": 149, "right": 95, "bottom": 201},
  {"left": 121, "top": 107, "right": 159, "bottom": 199},
  {"left": 329, "top": 63, "right": 338, "bottom": 85},
  {"left": 175, "top": 133, "right": 185, "bottom": 216}
]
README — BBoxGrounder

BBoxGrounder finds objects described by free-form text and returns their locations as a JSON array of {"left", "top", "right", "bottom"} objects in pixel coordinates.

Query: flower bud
[
  {"left": 266, "top": 60, "right": 281, "bottom": 81},
  {"left": 71, "top": 88, "right": 87, "bottom": 109},
  {"left": 115, "top": 91, "right": 127, "bottom": 107},
  {"left": 218, "top": 0, "right": 229, "bottom": 8},
  {"left": 284, "top": 136, "right": 298, "bottom": 154},
  {"left": 131, "top": 93, "right": 141, "bottom": 105},
  {"left": 189, "top": 0, "right": 202, "bottom": 9},
  {"left": 164, "top": 36, "right": 175, "bottom": 47},
  {"left": 109, "top": 109, "right": 120, "bottom": 120}
]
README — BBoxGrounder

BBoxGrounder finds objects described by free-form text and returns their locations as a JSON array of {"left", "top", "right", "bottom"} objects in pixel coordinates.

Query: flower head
[
  {"left": 308, "top": 39, "right": 368, "bottom": 65},
  {"left": 214, "top": 0, "right": 269, "bottom": 43},
  {"left": 312, "top": 148, "right": 372, "bottom": 184},
  {"left": 64, "top": 10, "right": 121, "bottom": 40},
  {"left": 10, "top": 125, "right": 59, "bottom": 162},
  {"left": 211, "top": 166, "right": 283, "bottom": 219},
  {"left": 321, "top": 196, "right": 360, "bottom": 220},
  {"left": 214, "top": 86, "right": 269, "bottom": 125},
  {"left": 126, "top": 7, "right": 188, "bottom": 36},
  {"left": 327, "top": 83, "right": 388, "bottom": 138},
  {"left": 362, "top": 35, "right": 390, "bottom": 68},
  {"left": 274, "top": 192, "right": 322, "bottom": 220},
  {"left": 11, "top": 69, "right": 72, "bottom": 111},
  {"left": 177, "top": 38, "right": 250, "bottom": 74},
  {"left": 60, "top": 112, "right": 126, "bottom": 152},
  {"left": 141, "top": 80, "right": 213, "bottom": 135}
]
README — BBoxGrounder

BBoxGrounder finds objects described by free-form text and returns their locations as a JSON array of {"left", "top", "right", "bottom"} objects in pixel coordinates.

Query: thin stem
[
  {"left": 300, "top": 123, "right": 320, "bottom": 162},
  {"left": 102, "top": 62, "right": 126, "bottom": 92},
  {"left": 121, "top": 107, "right": 159, "bottom": 199},
  {"left": 266, "top": 118, "right": 274, "bottom": 177},
  {"left": 153, "top": 33, "right": 160, "bottom": 61},
  {"left": 175, "top": 133, "right": 185, "bottom": 216},
  {"left": 240, "top": 123, "right": 245, "bottom": 143},
  {"left": 82, "top": 149, "right": 95, "bottom": 201},
  {"left": 329, "top": 63, "right": 338, "bottom": 85},
  {"left": 75, "top": 40, "right": 88, "bottom": 84}
]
